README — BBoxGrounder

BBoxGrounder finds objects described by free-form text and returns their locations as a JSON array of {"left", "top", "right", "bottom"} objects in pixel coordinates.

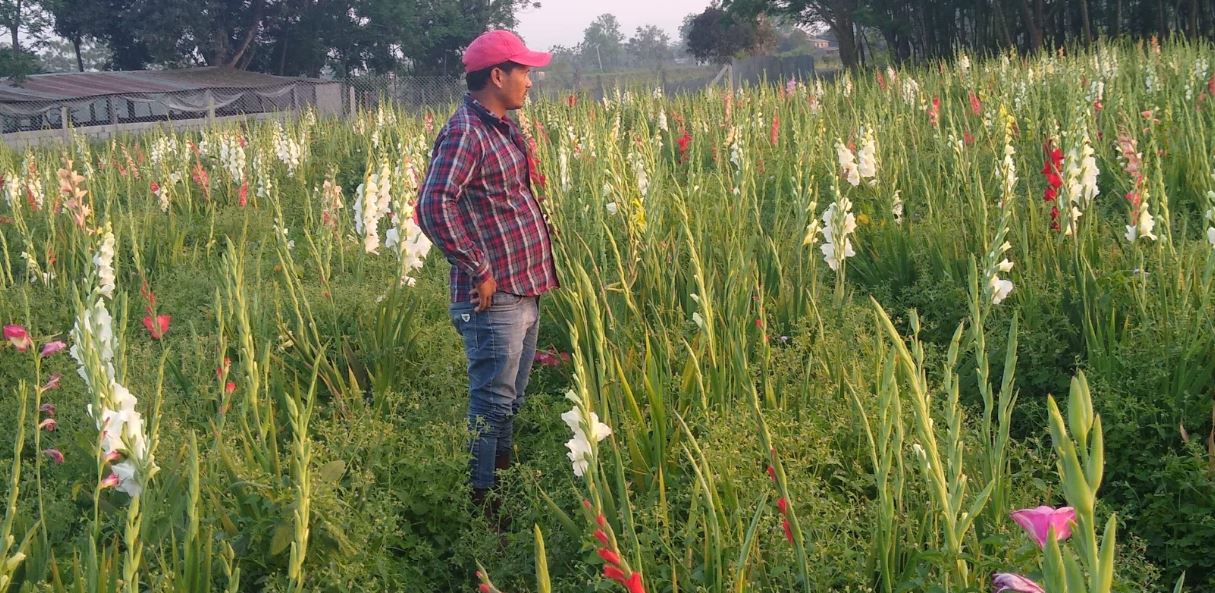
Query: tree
[
  {"left": 724, "top": 0, "right": 861, "bottom": 67},
  {"left": 627, "top": 25, "right": 670, "bottom": 69},
  {"left": 0, "top": 0, "right": 49, "bottom": 53},
  {"left": 580, "top": 13, "right": 624, "bottom": 71},
  {"left": 36, "top": 35, "right": 107, "bottom": 71},
  {"left": 684, "top": 6, "right": 770, "bottom": 64}
]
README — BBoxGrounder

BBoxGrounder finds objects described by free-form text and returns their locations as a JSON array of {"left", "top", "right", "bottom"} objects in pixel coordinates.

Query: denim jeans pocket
[
  {"left": 489, "top": 291, "right": 523, "bottom": 309},
  {"left": 450, "top": 303, "right": 479, "bottom": 351}
]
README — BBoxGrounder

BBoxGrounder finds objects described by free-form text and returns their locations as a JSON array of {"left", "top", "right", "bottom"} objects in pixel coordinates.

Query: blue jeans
[{"left": 449, "top": 292, "right": 540, "bottom": 489}]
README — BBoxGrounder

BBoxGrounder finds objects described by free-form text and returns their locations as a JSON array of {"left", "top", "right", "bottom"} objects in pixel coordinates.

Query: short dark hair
[{"left": 466, "top": 61, "right": 523, "bottom": 91}]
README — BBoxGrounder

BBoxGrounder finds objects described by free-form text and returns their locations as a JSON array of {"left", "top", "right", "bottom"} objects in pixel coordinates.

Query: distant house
[
  {"left": 0, "top": 67, "right": 345, "bottom": 146},
  {"left": 808, "top": 38, "right": 833, "bottom": 50}
]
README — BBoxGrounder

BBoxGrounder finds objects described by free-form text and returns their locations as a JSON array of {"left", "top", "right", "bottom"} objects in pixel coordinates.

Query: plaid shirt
[{"left": 418, "top": 94, "right": 558, "bottom": 303}]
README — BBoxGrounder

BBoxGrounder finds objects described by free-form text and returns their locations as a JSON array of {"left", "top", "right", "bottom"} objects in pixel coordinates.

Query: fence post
[
  {"left": 61, "top": 106, "right": 70, "bottom": 142},
  {"left": 348, "top": 84, "right": 356, "bottom": 116},
  {"left": 206, "top": 89, "right": 216, "bottom": 121}
]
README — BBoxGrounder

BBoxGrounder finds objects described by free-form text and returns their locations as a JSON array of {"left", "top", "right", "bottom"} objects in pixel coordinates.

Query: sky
[{"left": 514, "top": 0, "right": 714, "bottom": 52}]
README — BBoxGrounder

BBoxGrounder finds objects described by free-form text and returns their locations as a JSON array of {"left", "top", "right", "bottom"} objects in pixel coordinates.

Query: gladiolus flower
[
  {"left": 4, "top": 324, "right": 32, "bottom": 351},
  {"left": 479, "top": 584, "right": 490, "bottom": 593},
  {"left": 225, "top": 381, "right": 237, "bottom": 394},
  {"left": 928, "top": 97, "right": 941, "bottom": 127},
  {"left": 238, "top": 181, "right": 249, "bottom": 207},
  {"left": 100, "top": 473, "right": 121, "bottom": 489},
  {"left": 40, "top": 340, "right": 67, "bottom": 357},
  {"left": 603, "top": 565, "right": 629, "bottom": 585},
  {"left": 43, "top": 449, "right": 64, "bottom": 464},
  {"left": 969, "top": 91, "right": 982, "bottom": 115},
  {"left": 625, "top": 572, "right": 645, "bottom": 593},
  {"left": 39, "top": 418, "right": 57, "bottom": 431},
  {"left": 782, "top": 518, "right": 794, "bottom": 543},
  {"left": 41, "top": 374, "right": 62, "bottom": 392},
  {"left": 597, "top": 513, "right": 607, "bottom": 528},
  {"left": 1010, "top": 505, "right": 1076, "bottom": 548},
  {"left": 767, "top": 465, "right": 776, "bottom": 481},
  {"left": 597, "top": 547, "right": 622, "bottom": 566},
  {"left": 594, "top": 528, "right": 610, "bottom": 546},
  {"left": 676, "top": 129, "right": 692, "bottom": 164},
  {"left": 776, "top": 497, "right": 788, "bottom": 514},
  {"left": 142, "top": 315, "right": 171, "bottom": 340},
  {"left": 992, "top": 573, "right": 1046, "bottom": 593},
  {"left": 40, "top": 403, "right": 56, "bottom": 416}
]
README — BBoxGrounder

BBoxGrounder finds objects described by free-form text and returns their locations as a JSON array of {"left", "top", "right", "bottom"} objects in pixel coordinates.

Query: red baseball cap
[{"left": 462, "top": 30, "right": 551, "bottom": 73}]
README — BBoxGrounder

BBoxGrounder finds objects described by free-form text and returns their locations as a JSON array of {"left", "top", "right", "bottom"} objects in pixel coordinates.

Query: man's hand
[{"left": 475, "top": 277, "right": 497, "bottom": 312}]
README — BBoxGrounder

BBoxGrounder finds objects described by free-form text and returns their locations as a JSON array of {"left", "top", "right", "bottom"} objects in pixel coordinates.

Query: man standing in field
[{"left": 416, "top": 30, "right": 558, "bottom": 528}]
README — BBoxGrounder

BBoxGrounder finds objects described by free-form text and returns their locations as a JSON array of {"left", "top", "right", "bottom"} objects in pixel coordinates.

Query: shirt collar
[{"left": 464, "top": 93, "right": 512, "bottom": 130}]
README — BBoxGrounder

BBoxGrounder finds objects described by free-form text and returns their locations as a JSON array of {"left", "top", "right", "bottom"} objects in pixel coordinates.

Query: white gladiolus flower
[
  {"left": 835, "top": 141, "right": 860, "bottom": 187},
  {"left": 997, "top": 259, "right": 1014, "bottom": 273},
  {"left": 94, "top": 226, "right": 116, "bottom": 299},
  {"left": 561, "top": 406, "right": 612, "bottom": 477},
  {"left": 820, "top": 199, "right": 857, "bottom": 271},
  {"left": 891, "top": 191, "right": 904, "bottom": 224},
  {"left": 606, "top": 202, "right": 619, "bottom": 215},
  {"left": 857, "top": 128, "right": 879, "bottom": 185},
  {"left": 988, "top": 274, "right": 1014, "bottom": 304},
  {"left": 957, "top": 52, "right": 971, "bottom": 74},
  {"left": 1125, "top": 207, "right": 1157, "bottom": 242},
  {"left": 1207, "top": 227, "right": 1215, "bottom": 249}
]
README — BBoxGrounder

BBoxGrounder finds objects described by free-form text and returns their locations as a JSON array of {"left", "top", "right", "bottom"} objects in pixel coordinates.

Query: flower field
[{"left": 2, "top": 39, "right": 1215, "bottom": 593}]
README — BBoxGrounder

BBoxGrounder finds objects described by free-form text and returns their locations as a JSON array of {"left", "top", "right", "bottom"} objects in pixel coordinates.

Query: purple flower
[
  {"left": 39, "top": 402, "right": 56, "bottom": 417},
  {"left": 1011, "top": 505, "right": 1076, "bottom": 547},
  {"left": 993, "top": 573, "right": 1045, "bottom": 593}
]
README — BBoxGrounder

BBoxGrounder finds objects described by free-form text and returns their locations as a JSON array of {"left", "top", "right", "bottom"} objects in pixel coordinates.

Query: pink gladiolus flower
[
  {"left": 39, "top": 402, "right": 56, "bottom": 416},
  {"left": 4, "top": 324, "right": 32, "bottom": 351},
  {"left": 100, "top": 473, "right": 121, "bottom": 489},
  {"left": 42, "top": 374, "right": 62, "bottom": 392},
  {"left": 43, "top": 449, "right": 65, "bottom": 464},
  {"left": 992, "top": 573, "right": 1046, "bottom": 593},
  {"left": 104, "top": 450, "right": 124, "bottom": 463},
  {"left": 38, "top": 418, "right": 57, "bottom": 431},
  {"left": 40, "top": 340, "right": 66, "bottom": 357},
  {"left": 1011, "top": 505, "right": 1076, "bottom": 547}
]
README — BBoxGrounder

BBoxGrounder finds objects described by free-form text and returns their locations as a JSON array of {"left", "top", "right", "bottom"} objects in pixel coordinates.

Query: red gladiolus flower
[
  {"left": 928, "top": 97, "right": 941, "bottom": 127},
  {"left": 143, "top": 315, "right": 171, "bottom": 340},
  {"left": 603, "top": 565, "right": 629, "bottom": 586},
  {"left": 964, "top": 131, "right": 975, "bottom": 145},
  {"left": 770, "top": 114, "right": 780, "bottom": 145},
  {"left": 876, "top": 71, "right": 888, "bottom": 91},
  {"left": 776, "top": 497, "right": 788, "bottom": 514},
  {"left": 567, "top": 94, "right": 577, "bottom": 108},
  {"left": 597, "top": 547, "right": 622, "bottom": 566},
  {"left": 594, "top": 528, "right": 610, "bottom": 546},
  {"left": 968, "top": 91, "right": 982, "bottom": 116},
  {"left": 238, "top": 181, "right": 249, "bottom": 207},
  {"left": 596, "top": 514, "right": 607, "bottom": 528},
  {"left": 625, "top": 572, "right": 645, "bottom": 593},
  {"left": 767, "top": 465, "right": 776, "bottom": 482},
  {"left": 782, "top": 518, "right": 794, "bottom": 543},
  {"left": 150, "top": 181, "right": 160, "bottom": 193},
  {"left": 225, "top": 381, "right": 237, "bottom": 394},
  {"left": 677, "top": 129, "right": 692, "bottom": 164},
  {"left": 478, "top": 584, "right": 490, "bottom": 593}
]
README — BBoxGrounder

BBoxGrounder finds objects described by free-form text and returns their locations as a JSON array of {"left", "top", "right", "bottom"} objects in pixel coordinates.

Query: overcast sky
[{"left": 515, "top": 0, "right": 714, "bottom": 52}]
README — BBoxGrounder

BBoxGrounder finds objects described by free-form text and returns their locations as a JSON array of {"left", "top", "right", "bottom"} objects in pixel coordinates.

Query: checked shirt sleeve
[{"left": 417, "top": 122, "right": 493, "bottom": 287}]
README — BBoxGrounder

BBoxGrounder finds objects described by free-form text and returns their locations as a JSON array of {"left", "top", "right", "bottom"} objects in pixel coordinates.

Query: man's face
[{"left": 494, "top": 65, "right": 533, "bottom": 110}]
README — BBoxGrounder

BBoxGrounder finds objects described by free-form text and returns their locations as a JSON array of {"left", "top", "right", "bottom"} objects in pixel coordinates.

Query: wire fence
[{"left": 0, "top": 57, "right": 815, "bottom": 148}]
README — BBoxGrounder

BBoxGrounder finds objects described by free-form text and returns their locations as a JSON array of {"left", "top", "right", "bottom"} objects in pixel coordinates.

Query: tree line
[
  {"left": 0, "top": 0, "right": 536, "bottom": 77},
  {"left": 724, "top": 0, "right": 1215, "bottom": 68}
]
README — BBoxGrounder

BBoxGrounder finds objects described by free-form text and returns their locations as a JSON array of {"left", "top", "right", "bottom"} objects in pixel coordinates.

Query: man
[{"left": 416, "top": 30, "right": 558, "bottom": 528}]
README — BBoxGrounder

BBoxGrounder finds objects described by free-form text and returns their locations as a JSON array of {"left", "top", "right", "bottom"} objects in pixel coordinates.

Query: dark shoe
[{"left": 494, "top": 451, "right": 513, "bottom": 473}]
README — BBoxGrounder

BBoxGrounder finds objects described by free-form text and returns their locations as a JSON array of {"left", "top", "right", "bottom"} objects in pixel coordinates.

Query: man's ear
[{"left": 490, "top": 67, "right": 506, "bottom": 89}]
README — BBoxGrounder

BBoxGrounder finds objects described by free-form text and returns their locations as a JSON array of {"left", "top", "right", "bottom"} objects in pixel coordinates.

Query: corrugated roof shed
[{"left": 0, "top": 68, "right": 321, "bottom": 103}]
